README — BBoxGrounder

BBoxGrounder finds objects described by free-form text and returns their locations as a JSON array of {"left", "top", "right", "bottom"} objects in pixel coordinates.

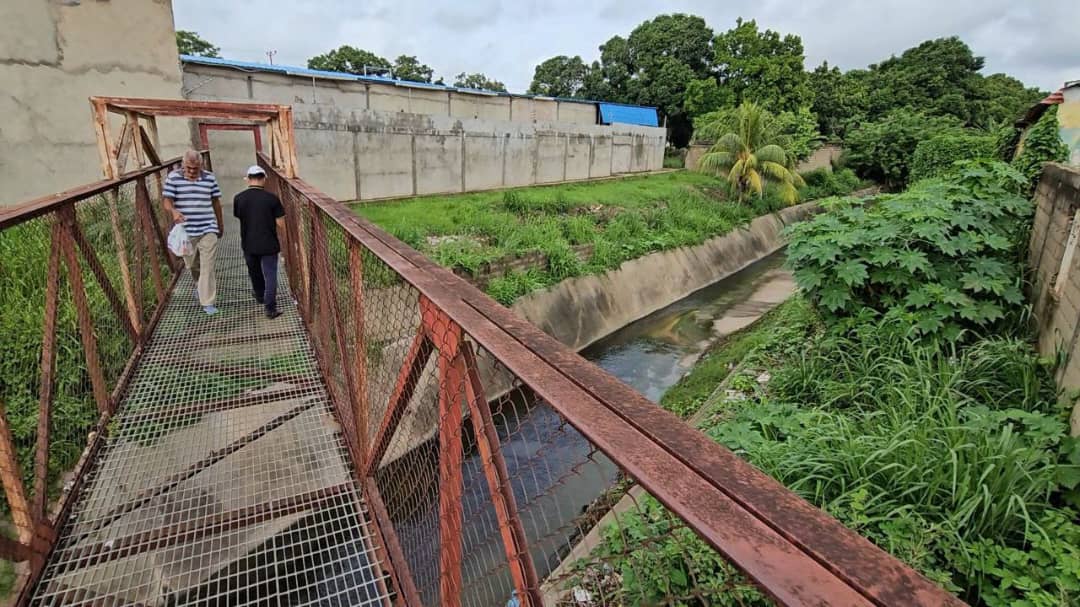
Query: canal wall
[
  {"left": 1029, "top": 162, "right": 1080, "bottom": 434},
  {"left": 510, "top": 201, "right": 820, "bottom": 352}
]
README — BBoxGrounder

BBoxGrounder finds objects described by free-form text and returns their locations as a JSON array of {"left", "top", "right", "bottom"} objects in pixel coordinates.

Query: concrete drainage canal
[{"left": 378, "top": 250, "right": 794, "bottom": 606}]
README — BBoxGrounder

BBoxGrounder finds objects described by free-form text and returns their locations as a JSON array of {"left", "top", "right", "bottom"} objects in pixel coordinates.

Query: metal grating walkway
[{"left": 29, "top": 214, "right": 392, "bottom": 606}]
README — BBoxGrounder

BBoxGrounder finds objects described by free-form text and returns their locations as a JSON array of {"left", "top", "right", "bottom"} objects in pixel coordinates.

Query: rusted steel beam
[
  {"left": 67, "top": 215, "right": 139, "bottom": 343},
  {"left": 0, "top": 399, "right": 34, "bottom": 545},
  {"left": 102, "top": 188, "right": 143, "bottom": 338},
  {"left": 363, "top": 331, "right": 433, "bottom": 477},
  {"left": 73, "top": 400, "right": 316, "bottom": 541},
  {"left": 273, "top": 175, "right": 962, "bottom": 606},
  {"left": 0, "top": 157, "right": 182, "bottom": 229},
  {"left": 460, "top": 345, "right": 540, "bottom": 606},
  {"left": 434, "top": 312, "right": 465, "bottom": 607},
  {"left": 139, "top": 126, "right": 162, "bottom": 166},
  {"left": 363, "top": 477, "right": 423, "bottom": 607},
  {"left": 92, "top": 96, "right": 285, "bottom": 117},
  {"left": 32, "top": 221, "right": 63, "bottom": 523},
  {"left": 56, "top": 483, "right": 350, "bottom": 570},
  {"left": 120, "top": 380, "right": 322, "bottom": 425},
  {"left": 349, "top": 241, "right": 372, "bottom": 458},
  {"left": 58, "top": 206, "right": 111, "bottom": 416},
  {"left": 0, "top": 534, "right": 35, "bottom": 563},
  {"left": 135, "top": 177, "right": 165, "bottom": 305}
]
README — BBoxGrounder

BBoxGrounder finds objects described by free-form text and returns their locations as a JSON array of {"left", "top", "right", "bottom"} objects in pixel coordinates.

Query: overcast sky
[{"left": 173, "top": 0, "right": 1078, "bottom": 94}]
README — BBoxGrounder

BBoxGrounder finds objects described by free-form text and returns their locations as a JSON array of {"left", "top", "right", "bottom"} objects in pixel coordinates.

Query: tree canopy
[
  {"left": 527, "top": 55, "right": 588, "bottom": 97},
  {"left": 176, "top": 30, "right": 219, "bottom": 58},
  {"left": 392, "top": 55, "right": 435, "bottom": 83},
  {"left": 454, "top": 73, "right": 507, "bottom": 92},
  {"left": 307, "top": 46, "right": 391, "bottom": 75},
  {"left": 710, "top": 18, "right": 810, "bottom": 114}
]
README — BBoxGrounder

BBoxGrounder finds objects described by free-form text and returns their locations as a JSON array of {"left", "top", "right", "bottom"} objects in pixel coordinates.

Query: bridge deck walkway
[{"left": 29, "top": 215, "right": 391, "bottom": 606}]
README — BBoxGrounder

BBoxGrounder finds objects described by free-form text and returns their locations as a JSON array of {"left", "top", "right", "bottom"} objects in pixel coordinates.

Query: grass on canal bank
[
  {"left": 586, "top": 295, "right": 1080, "bottom": 606},
  {"left": 352, "top": 171, "right": 796, "bottom": 304}
]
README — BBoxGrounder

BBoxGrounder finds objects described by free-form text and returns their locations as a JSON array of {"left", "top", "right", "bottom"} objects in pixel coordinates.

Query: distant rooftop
[{"left": 179, "top": 54, "right": 659, "bottom": 115}]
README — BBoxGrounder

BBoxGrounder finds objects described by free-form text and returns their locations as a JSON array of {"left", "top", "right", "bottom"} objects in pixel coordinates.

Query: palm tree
[{"left": 696, "top": 102, "right": 805, "bottom": 204}]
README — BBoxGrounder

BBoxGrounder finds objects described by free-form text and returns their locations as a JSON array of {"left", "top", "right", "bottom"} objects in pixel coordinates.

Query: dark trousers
[{"left": 244, "top": 252, "right": 279, "bottom": 312}]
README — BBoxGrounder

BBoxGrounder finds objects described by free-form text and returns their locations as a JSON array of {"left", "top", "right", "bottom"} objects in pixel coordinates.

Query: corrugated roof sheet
[{"left": 598, "top": 102, "right": 659, "bottom": 127}]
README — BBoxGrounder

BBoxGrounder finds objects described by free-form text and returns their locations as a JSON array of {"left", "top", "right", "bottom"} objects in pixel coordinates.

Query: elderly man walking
[{"left": 163, "top": 150, "right": 224, "bottom": 315}]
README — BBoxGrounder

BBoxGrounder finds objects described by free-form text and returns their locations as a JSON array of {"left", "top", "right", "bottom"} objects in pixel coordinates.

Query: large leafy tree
[
  {"left": 863, "top": 37, "right": 986, "bottom": 125},
  {"left": 696, "top": 102, "right": 805, "bottom": 204},
  {"left": 808, "top": 61, "right": 869, "bottom": 139},
  {"left": 176, "top": 30, "right": 220, "bottom": 58},
  {"left": 392, "top": 55, "right": 435, "bottom": 83},
  {"left": 307, "top": 46, "right": 391, "bottom": 75},
  {"left": 846, "top": 109, "right": 964, "bottom": 189},
  {"left": 976, "top": 73, "right": 1044, "bottom": 127},
  {"left": 453, "top": 73, "right": 507, "bottom": 92},
  {"left": 527, "top": 55, "right": 588, "bottom": 97},
  {"left": 711, "top": 19, "right": 810, "bottom": 114}
]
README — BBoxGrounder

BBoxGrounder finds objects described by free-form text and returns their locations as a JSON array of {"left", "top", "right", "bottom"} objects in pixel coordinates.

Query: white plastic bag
[{"left": 168, "top": 224, "right": 194, "bottom": 257}]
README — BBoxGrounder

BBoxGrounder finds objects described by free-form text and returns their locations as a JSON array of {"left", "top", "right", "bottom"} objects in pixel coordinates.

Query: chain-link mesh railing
[
  {"left": 0, "top": 158, "right": 185, "bottom": 598},
  {"left": 261, "top": 152, "right": 964, "bottom": 607}
]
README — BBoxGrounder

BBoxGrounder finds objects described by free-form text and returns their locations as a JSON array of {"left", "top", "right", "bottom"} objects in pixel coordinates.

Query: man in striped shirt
[{"left": 163, "top": 150, "right": 225, "bottom": 315}]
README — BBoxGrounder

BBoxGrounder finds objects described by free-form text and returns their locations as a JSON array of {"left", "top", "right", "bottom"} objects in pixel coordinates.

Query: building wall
[
  {"left": 1028, "top": 162, "right": 1080, "bottom": 434},
  {"left": 1, "top": 0, "right": 187, "bottom": 205},
  {"left": 1060, "top": 85, "right": 1080, "bottom": 166},
  {"left": 182, "top": 63, "right": 666, "bottom": 202}
]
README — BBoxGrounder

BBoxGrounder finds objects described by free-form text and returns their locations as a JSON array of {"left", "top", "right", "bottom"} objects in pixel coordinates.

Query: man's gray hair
[{"left": 182, "top": 149, "right": 202, "bottom": 166}]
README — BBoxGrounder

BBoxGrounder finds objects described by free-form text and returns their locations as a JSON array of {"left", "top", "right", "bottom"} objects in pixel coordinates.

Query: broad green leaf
[{"left": 836, "top": 260, "right": 869, "bottom": 287}]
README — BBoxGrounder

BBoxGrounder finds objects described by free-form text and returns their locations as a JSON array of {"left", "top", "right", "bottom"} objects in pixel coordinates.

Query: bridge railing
[
  {"left": 260, "top": 152, "right": 965, "bottom": 607},
  {"left": 0, "top": 155, "right": 197, "bottom": 590}
]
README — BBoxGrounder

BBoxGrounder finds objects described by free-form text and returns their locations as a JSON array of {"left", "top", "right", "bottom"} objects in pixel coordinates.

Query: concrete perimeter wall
[
  {"left": 1, "top": 0, "right": 187, "bottom": 205},
  {"left": 1029, "top": 163, "right": 1080, "bottom": 434},
  {"left": 182, "top": 63, "right": 666, "bottom": 202}
]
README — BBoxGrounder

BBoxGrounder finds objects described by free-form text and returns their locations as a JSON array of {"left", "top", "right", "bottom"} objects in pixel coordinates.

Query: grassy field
[{"left": 353, "top": 172, "right": 783, "bottom": 304}]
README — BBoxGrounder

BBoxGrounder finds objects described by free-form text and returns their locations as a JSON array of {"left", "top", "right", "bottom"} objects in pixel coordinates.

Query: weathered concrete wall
[
  {"left": 1, "top": 0, "right": 187, "bottom": 205},
  {"left": 511, "top": 202, "right": 820, "bottom": 352},
  {"left": 182, "top": 63, "right": 666, "bottom": 201},
  {"left": 1029, "top": 163, "right": 1080, "bottom": 434}
]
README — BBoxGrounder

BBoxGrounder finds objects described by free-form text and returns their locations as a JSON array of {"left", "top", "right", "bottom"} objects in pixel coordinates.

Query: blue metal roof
[
  {"left": 180, "top": 55, "right": 661, "bottom": 121},
  {"left": 598, "top": 102, "right": 659, "bottom": 127}
]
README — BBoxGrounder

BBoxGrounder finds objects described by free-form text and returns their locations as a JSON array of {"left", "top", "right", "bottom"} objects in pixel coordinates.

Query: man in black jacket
[{"left": 234, "top": 165, "right": 286, "bottom": 319}]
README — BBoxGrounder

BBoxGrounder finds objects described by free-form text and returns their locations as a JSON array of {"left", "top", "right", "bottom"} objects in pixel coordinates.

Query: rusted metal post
[
  {"left": 364, "top": 331, "right": 433, "bottom": 477},
  {"left": 32, "top": 220, "right": 63, "bottom": 523},
  {"left": 460, "top": 345, "right": 540, "bottom": 605},
  {"left": 135, "top": 177, "right": 166, "bottom": 305},
  {"left": 68, "top": 219, "right": 139, "bottom": 343},
  {"left": 437, "top": 346, "right": 464, "bottom": 607},
  {"left": 348, "top": 241, "right": 371, "bottom": 458},
  {"left": 0, "top": 398, "right": 34, "bottom": 545},
  {"left": 58, "top": 206, "right": 111, "bottom": 415}
]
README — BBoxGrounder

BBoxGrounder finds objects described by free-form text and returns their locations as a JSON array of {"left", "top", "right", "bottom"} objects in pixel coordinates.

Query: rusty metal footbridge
[{"left": 0, "top": 99, "right": 964, "bottom": 606}]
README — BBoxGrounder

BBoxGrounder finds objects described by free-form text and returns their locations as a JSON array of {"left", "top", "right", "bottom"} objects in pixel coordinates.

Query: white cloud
[{"left": 173, "top": 0, "right": 1078, "bottom": 93}]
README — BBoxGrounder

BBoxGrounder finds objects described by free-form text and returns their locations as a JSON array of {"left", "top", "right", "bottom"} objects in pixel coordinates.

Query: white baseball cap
[{"left": 246, "top": 165, "right": 267, "bottom": 177}]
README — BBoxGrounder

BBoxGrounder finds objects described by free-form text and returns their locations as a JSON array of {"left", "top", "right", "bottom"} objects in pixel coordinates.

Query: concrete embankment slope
[{"left": 511, "top": 201, "right": 819, "bottom": 352}]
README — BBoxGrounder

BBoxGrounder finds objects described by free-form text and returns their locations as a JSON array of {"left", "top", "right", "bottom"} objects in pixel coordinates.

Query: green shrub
[
  {"left": 485, "top": 269, "right": 550, "bottom": 305},
  {"left": 502, "top": 190, "right": 575, "bottom": 214},
  {"left": 786, "top": 160, "right": 1030, "bottom": 341},
  {"left": 799, "top": 167, "right": 862, "bottom": 199},
  {"left": 846, "top": 109, "right": 963, "bottom": 189},
  {"left": 428, "top": 238, "right": 502, "bottom": 274},
  {"left": 1013, "top": 106, "right": 1069, "bottom": 197},
  {"left": 910, "top": 132, "right": 997, "bottom": 182}
]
